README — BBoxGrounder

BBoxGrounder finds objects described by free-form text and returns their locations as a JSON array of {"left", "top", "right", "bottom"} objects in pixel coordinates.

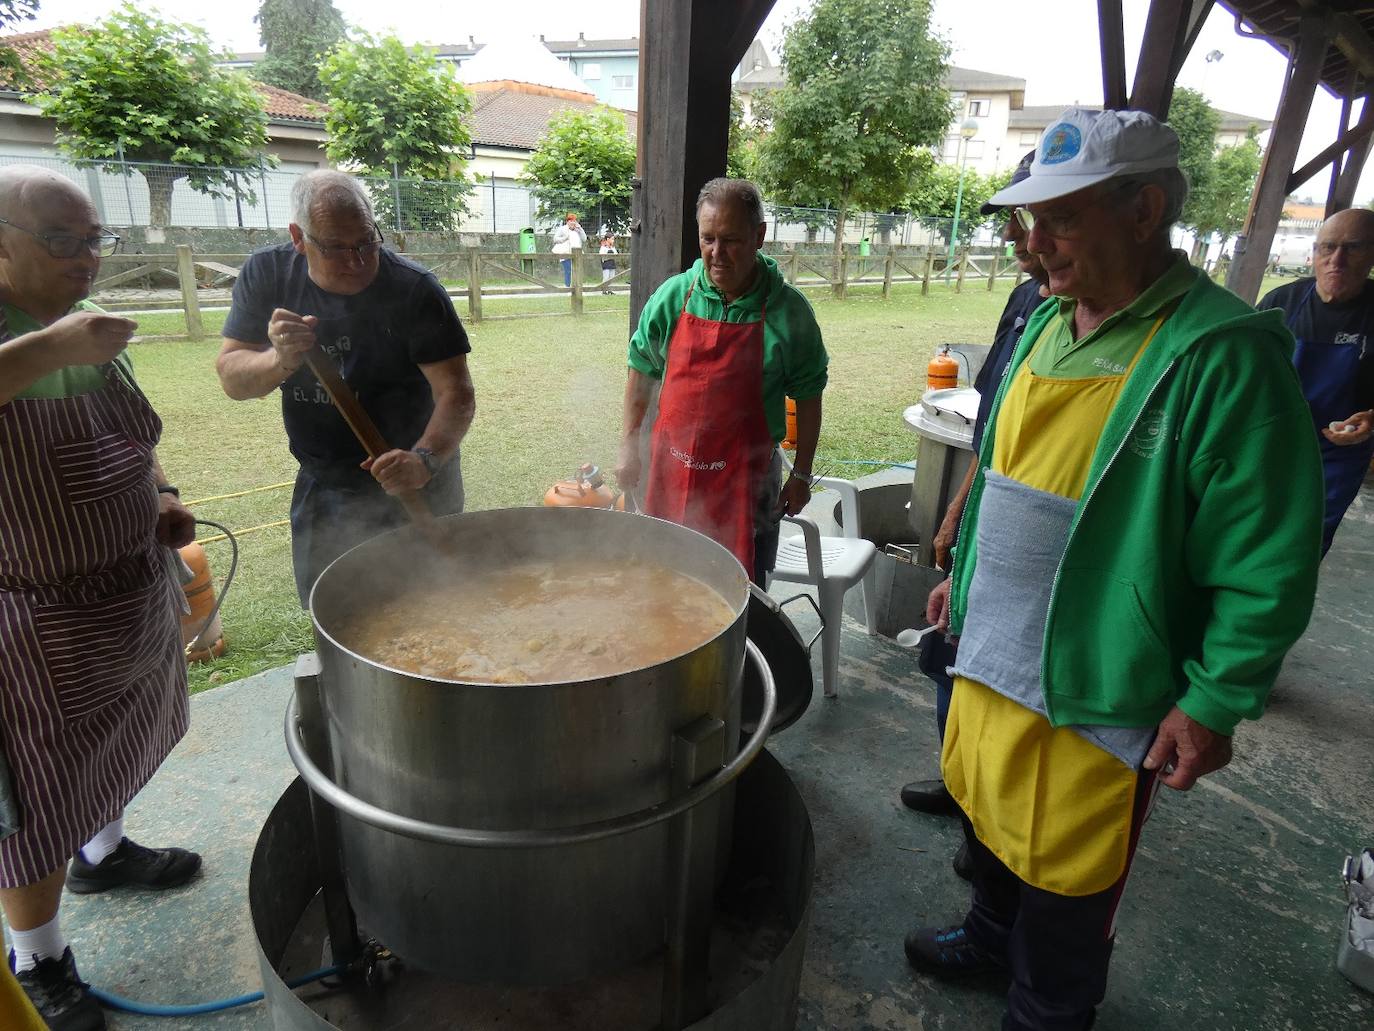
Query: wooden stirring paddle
[{"left": 301, "top": 343, "right": 445, "bottom": 542}]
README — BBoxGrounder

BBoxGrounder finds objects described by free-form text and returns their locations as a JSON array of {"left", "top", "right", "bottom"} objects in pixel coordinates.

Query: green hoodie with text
[{"left": 950, "top": 266, "right": 1324, "bottom": 736}]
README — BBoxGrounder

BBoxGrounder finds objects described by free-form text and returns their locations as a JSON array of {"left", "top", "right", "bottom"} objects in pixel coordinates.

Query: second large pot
[{"left": 307, "top": 506, "right": 752, "bottom": 985}]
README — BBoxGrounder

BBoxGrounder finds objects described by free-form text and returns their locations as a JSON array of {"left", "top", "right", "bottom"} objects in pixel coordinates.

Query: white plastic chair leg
[
  {"left": 819, "top": 586, "right": 844, "bottom": 698},
  {"left": 861, "top": 563, "right": 879, "bottom": 636}
]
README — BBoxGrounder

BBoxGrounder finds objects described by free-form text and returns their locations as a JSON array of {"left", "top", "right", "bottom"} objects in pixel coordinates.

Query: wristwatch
[{"left": 412, "top": 447, "right": 440, "bottom": 477}]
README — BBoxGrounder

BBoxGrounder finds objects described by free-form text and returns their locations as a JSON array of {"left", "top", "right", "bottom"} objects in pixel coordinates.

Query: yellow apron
[{"left": 942, "top": 315, "right": 1164, "bottom": 896}]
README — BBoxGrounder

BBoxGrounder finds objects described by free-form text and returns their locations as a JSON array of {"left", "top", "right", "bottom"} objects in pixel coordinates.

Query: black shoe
[
  {"left": 952, "top": 841, "right": 974, "bottom": 881},
  {"left": 903, "top": 924, "right": 1005, "bottom": 978},
  {"left": 66, "top": 837, "right": 201, "bottom": 894},
  {"left": 12, "top": 948, "right": 106, "bottom": 1031},
  {"left": 900, "top": 779, "right": 955, "bottom": 815}
]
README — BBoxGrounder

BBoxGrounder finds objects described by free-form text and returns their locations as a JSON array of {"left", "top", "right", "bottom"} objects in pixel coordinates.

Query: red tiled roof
[
  {"left": 0, "top": 27, "right": 326, "bottom": 123},
  {"left": 469, "top": 82, "right": 635, "bottom": 151}
]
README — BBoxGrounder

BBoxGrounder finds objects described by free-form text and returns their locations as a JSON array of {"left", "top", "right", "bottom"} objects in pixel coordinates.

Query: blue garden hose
[{"left": 90, "top": 964, "right": 343, "bottom": 1017}]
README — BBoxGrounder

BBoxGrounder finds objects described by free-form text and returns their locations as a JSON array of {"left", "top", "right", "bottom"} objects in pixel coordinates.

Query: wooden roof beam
[{"left": 1287, "top": 90, "right": 1374, "bottom": 193}]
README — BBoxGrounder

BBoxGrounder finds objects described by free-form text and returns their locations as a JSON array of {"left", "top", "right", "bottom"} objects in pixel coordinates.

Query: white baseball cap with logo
[{"left": 985, "top": 107, "right": 1180, "bottom": 208}]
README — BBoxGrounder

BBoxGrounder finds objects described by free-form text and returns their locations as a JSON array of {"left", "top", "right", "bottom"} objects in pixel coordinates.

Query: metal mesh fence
[{"left": 0, "top": 152, "right": 1009, "bottom": 250}]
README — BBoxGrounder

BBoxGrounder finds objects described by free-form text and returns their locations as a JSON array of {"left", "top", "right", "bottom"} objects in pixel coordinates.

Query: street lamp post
[{"left": 947, "top": 117, "right": 979, "bottom": 280}]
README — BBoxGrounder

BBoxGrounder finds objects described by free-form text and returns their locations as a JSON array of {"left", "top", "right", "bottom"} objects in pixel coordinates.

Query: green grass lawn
[{"left": 131, "top": 272, "right": 1305, "bottom": 693}]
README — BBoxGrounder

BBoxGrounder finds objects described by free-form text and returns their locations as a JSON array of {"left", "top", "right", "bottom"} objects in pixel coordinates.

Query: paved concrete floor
[{"left": 43, "top": 481, "right": 1374, "bottom": 1030}]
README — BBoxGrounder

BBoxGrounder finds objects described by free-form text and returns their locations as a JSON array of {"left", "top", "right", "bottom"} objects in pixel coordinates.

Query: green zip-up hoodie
[{"left": 950, "top": 266, "right": 1324, "bottom": 736}]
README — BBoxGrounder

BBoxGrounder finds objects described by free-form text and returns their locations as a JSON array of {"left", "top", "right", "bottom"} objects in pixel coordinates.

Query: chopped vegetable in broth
[{"left": 338, "top": 559, "right": 735, "bottom": 683}]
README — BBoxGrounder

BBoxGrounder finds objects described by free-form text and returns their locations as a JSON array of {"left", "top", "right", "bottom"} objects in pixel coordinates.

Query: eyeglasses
[
  {"left": 1315, "top": 240, "right": 1374, "bottom": 258},
  {"left": 0, "top": 217, "right": 120, "bottom": 258},
  {"left": 305, "top": 230, "right": 385, "bottom": 262},
  {"left": 1013, "top": 181, "right": 1138, "bottom": 240}
]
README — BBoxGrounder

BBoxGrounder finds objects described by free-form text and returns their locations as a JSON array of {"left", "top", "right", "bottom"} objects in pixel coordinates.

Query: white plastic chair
[{"left": 767, "top": 464, "right": 879, "bottom": 698}]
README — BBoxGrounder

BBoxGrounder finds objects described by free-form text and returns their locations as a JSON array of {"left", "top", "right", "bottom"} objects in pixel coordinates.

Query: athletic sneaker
[
  {"left": 65, "top": 837, "right": 201, "bottom": 894},
  {"left": 11, "top": 947, "right": 105, "bottom": 1031}
]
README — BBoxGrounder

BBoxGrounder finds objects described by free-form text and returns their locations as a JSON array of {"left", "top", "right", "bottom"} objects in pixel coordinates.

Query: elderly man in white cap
[{"left": 901, "top": 109, "right": 1324, "bottom": 1030}]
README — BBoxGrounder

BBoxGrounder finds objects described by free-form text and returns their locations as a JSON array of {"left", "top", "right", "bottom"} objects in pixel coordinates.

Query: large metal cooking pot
[{"left": 299, "top": 506, "right": 768, "bottom": 986}]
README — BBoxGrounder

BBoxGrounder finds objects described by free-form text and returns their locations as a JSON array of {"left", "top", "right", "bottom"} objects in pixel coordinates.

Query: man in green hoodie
[
  {"left": 902, "top": 109, "right": 1323, "bottom": 1031},
  {"left": 616, "top": 177, "right": 828, "bottom": 582}
]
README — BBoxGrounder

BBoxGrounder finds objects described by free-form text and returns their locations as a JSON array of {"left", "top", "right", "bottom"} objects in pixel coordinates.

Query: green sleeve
[
  {"left": 628, "top": 273, "right": 689, "bottom": 379},
  {"left": 1174, "top": 335, "right": 1323, "bottom": 735},
  {"left": 777, "top": 291, "right": 828, "bottom": 400}
]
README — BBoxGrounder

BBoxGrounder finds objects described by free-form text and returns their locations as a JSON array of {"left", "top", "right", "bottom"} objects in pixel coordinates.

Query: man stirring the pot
[
  {"left": 616, "top": 178, "right": 828, "bottom": 582},
  {"left": 0, "top": 167, "right": 201, "bottom": 1031},
  {"left": 216, "top": 170, "right": 475, "bottom": 606}
]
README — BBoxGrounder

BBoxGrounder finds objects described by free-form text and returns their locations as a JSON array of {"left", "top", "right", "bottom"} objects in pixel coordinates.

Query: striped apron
[{"left": 0, "top": 340, "right": 188, "bottom": 886}]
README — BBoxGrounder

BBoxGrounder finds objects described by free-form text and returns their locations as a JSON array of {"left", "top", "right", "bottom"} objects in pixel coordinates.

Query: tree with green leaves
[
  {"left": 318, "top": 34, "right": 473, "bottom": 230},
  {"left": 1187, "top": 129, "right": 1262, "bottom": 261},
  {"left": 35, "top": 4, "right": 272, "bottom": 227},
  {"left": 520, "top": 107, "right": 636, "bottom": 232},
  {"left": 755, "top": 0, "right": 952, "bottom": 294},
  {"left": 727, "top": 91, "right": 761, "bottom": 181},
  {"left": 0, "top": 1, "right": 39, "bottom": 87},
  {"left": 1166, "top": 87, "right": 1221, "bottom": 239},
  {"left": 253, "top": 0, "right": 346, "bottom": 101},
  {"left": 907, "top": 154, "right": 1008, "bottom": 245}
]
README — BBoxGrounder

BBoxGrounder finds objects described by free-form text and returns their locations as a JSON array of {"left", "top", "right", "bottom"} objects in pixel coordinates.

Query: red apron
[
  {"left": 644, "top": 284, "right": 774, "bottom": 572},
  {"left": 0, "top": 314, "right": 188, "bottom": 885}
]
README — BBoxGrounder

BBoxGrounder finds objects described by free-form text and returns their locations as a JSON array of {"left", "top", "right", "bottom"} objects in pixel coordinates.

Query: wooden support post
[
  {"left": 788, "top": 251, "right": 799, "bottom": 284},
  {"left": 571, "top": 246, "right": 584, "bottom": 315},
  {"left": 466, "top": 248, "right": 482, "bottom": 323},
  {"left": 837, "top": 253, "right": 848, "bottom": 300},
  {"left": 632, "top": 0, "right": 752, "bottom": 330},
  {"left": 955, "top": 249, "right": 968, "bottom": 293},
  {"left": 1098, "top": 0, "right": 1128, "bottom": 109},
  {"left": 986, "top": 255, "right": 999, "bottom": 291},
  {"left": 1227, "top": 17, "right": 1329, "bottom": 303},
  {"left": 175, "top": 244, "right": 203, "bottom": 341},
  {"left": 882, "top": 251, "right": 894, "bottom": 300},
  {"left": 1129, "top": 0, "right": 1210, "bottom": 117},
  {"left": 922, "top": 251, "right": 934, "bottom": 296}
]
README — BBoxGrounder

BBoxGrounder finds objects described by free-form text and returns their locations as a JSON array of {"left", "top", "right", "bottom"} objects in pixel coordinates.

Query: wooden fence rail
[{"left": 91, "top": 244, "right": 1024, "bottom": 334}]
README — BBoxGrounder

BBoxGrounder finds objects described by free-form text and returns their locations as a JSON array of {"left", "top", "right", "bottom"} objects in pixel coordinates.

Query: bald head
[
  {"left": 1314, "top": 207, "right": 1374, "bottom": 303},
  {"left": 0, "top": 165, "right": 95, "bottom": 224},
  {"left": 0, "top": 165, "right": 104, "bottom": 324}
]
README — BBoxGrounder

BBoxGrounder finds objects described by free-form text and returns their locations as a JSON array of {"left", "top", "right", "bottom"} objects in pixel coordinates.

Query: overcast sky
[{"left": 24, "top": 0, "right": 1365, "bottom": 203}]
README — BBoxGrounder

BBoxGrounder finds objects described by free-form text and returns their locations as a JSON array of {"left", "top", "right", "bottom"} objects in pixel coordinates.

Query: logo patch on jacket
[{"left": 1129, "top": 407, "right": 1168, "bottom": 458}]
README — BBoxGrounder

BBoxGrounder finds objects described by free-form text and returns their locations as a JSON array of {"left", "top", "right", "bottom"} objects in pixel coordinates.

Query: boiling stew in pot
[{"left": 338, "top": 558, "right": 735, "bottom": 683}]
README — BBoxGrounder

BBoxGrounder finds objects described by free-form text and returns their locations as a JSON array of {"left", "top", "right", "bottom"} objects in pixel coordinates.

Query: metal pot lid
[
  {"left": 903, "top": 386, "right": 979, "bottom": 449},
  {"left": 742, "top": 582, "right": 813, "bottom": 737}
]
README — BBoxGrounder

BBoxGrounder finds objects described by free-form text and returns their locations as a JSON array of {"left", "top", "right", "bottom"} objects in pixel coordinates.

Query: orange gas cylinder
[
  {"left": 927, "top": 346, "right": 960, "bottom": 391},
  {"left": 179, "top": 542, "right": 226, "bottom": 664},
  {"left": 544, "top": 463, "right": 616, "bottom": 508},
  {"left": 783, "top": 397, "right": 798, "bottom": 450}
]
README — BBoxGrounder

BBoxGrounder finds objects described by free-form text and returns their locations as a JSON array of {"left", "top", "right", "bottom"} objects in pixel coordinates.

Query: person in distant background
[
  {"left": 1258, "top": 207, "right": 1374, "bottom": 555},
  {"left": 0, "top": 166, "right": 200, "bottom": 1031},
  {"left": 551, "top": 212, "right": 588, "bottom": 289},
  {"left": 599, "top": 233, "right": 617, "bottom": 294},
  {"left": 216, "top": 170, "right": 474, "bottom": 607}
]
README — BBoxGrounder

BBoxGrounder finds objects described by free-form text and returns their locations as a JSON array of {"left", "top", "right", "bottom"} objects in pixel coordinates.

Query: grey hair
[
  {"left": 1110, "top": 168, "right": 1190, "bottom": 232},
  {"left": 696, "top": 177, "right": 766, "bottom": 228},
  {"left": 290, "top": 170, "right": 375, "bottom": 234}
]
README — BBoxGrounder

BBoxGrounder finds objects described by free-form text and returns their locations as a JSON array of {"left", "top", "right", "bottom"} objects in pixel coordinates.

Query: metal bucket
[{"left": 300, "top": 507, "right": 760, "bottom": 985}]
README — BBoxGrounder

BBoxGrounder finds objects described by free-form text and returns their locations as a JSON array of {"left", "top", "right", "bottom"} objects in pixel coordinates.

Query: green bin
[
  {"left": 518, "top": 226, "right": 536, "bottom": 276},
  {"left": 859, "top": 238, "right": 871, "bottom": 257}
]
